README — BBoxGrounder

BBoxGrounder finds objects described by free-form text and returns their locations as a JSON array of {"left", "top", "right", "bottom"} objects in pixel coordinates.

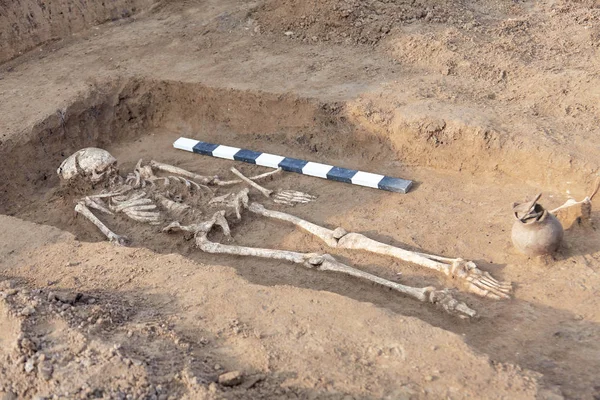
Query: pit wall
[
  {"left": 345, "top": 100, "right": 599, "bottom": 195},
  {"left": 0, "top": 0, "right": 156, "bottom": 64},
  {"left": 0, "top": 78, "right": 394, "bottom": 215},
  {"left": 0, "top": 77, "right": 595, "bottom": 216}
]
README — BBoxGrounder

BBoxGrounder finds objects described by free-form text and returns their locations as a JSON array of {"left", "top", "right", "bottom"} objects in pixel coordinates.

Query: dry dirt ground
[{"left": 1, "top": 0, "right": 600, "bottom": 399}]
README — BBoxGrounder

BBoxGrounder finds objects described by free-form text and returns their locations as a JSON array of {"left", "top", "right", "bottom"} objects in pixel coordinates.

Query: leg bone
[
  {"left": 193, "top": 227, "right": 475, "bottom": 318},
  {"left": 248, "top": 203, "right": 511, "bottom": 300}
]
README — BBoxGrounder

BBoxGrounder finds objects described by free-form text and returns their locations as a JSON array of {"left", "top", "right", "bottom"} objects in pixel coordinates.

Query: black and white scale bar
[{"left": 173, "top": 138, "right": 413, "bottom": 193}]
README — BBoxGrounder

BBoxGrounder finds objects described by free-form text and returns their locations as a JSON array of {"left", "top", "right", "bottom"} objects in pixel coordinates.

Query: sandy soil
[
  {"left": 1, "top": 0, "right": 599, "bottom": 399},
  {"left": 0, "top": 0, "right": 154, "bottom": 64}
]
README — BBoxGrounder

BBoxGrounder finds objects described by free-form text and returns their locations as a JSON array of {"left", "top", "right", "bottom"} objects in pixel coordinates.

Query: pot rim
[{"left": 513, "top": 208, "right": 549, "bottom": 224}]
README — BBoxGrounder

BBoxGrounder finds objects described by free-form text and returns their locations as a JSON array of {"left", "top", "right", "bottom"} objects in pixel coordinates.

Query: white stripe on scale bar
[
  {"left": 255, "top": 153, "right": 285, "bottom": 168},
  {"left": 302, "top": 162, "right": 333, "bottom": 179},
  {"left": 173, "top": 138, "right": 200, "bottom": 152},
  {"left": 212, "top": 145, "right": 241, "bottom": 160},
  {"left": 351, "top": 171, "right": 385, "bottom": 188}
]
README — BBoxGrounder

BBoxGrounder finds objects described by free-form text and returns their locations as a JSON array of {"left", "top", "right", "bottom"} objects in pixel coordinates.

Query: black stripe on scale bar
[
  {"left": 278, "top": 157, "right": 309, "bottom": 173},
  {"left": 377, "top": 176, "right": 413, "bottom": 193},
  {"left": 326, "top": 166, "right": 359, "bottom": 183},
  {"left": 192, "top": 141, "right": 220, "bottom": 155},
  {"left": 234, "top": 149, "right": 263, "bottom": 164}
]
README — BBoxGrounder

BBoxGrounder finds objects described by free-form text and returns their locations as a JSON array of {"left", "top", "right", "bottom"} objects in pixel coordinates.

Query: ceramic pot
[{"left": 511, "top": 204, "right": 564, "bottom": 256}]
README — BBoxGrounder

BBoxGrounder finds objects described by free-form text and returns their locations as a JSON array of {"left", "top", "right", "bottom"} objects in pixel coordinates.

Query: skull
[{"left": 57, "top": 148, "right": 118, "bottom": 183}]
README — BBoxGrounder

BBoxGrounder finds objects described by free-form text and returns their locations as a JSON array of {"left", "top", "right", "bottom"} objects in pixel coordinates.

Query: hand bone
[
  {"left": 230, "top": 167, "right": 315, "bottom": 206},
  {"left": 272, "top": 190, "right": 316, "bottom": 205}
]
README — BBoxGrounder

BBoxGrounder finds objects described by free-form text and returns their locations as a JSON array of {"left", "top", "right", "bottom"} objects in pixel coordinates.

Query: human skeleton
[{"left": 58, "top": 148, "right": 515, "bottom": 318}]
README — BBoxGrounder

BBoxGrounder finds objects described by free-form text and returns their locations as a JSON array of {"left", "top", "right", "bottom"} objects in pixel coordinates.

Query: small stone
[
  {"left": 20, "top": 337, "right": 37, "bottom": 352},
  {"left": 38, "top": 360, "right": 54, "bottom": 380},
  {"left": 208, "top": 383, "right": 218, "bottom": 393},
  {"left": 240, "top": 374, "right": 265, "bottom": 390},
  {"left": 53, "top": 291, "right": 81, "bottom": 304},
  {"left": 218, "top": 371, "right": 243, "bottom": 387},
  {"left": 307, "top": 256, "right": 324, "bottom": 266},
  {"left": 284, "top": 31, "right": 294, "bottom": 36},
  {"left": 127, "top": 330, "right": 133, "bottom": 338},
  {"left": 0, "top": 391, "right": 17, "bottom": 400},
  {"left": 20, "top": 306, "right": 35, "bottom": 317},
  {"left": 5, "top": 289, "right": 17, "bottom": 296},
  {"left": 332, "top": 227, "right": 348, "bottom": 239},
  {"left": 24, "top": 358, "right": 35, "bottom": 373},
  {"left": 213, "top": 364, "right": 222, "bottom": 370},
  {"left": 424, "top": 375, "right": 435, "bottom": 382},
  {"left": 537, "top": 389, "right": 564, "bottom": 400},
  {"left": 0, "top": 280, "right": 15, "bottom": 289},
  {"left": 66, "top": 261, "right": 80, "bottom": 267}
]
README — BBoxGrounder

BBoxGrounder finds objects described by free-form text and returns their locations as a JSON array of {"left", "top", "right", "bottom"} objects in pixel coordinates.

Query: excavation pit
[{"left": 1, "top": 78, "right": 600, "bottom": 398}]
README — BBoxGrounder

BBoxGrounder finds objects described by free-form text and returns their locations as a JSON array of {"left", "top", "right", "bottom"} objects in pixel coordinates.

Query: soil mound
[
  {"left": 0, "top": 0, "right": 154, "bottom": 64},
  {"left": 255, "top": 0, "right": 474, "bottom": 45}
]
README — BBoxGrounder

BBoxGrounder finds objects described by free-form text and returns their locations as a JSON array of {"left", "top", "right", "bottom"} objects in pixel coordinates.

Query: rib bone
[
  {"left": 124, "top": 210, "right": 161, "bottom": 224},
  {"left": 156, "top": 194, "right": 191, "bottom": 217},
  {"left": 248, "top": 203, "right": 511, "bottom": 300},
  {"left": 113, "top": 198, "right": 153, "bottom": 213}
]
